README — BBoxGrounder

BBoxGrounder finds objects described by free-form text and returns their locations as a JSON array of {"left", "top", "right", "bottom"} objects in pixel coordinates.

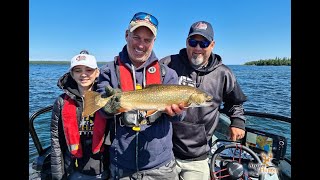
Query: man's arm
[{"left": 221, "top": 70, "right": 247, "bottom": 141}]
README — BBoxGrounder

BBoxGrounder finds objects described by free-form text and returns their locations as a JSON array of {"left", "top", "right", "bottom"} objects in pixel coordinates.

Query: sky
[{"left": 29, "top": 0, "right": 291, "bottom": 65}]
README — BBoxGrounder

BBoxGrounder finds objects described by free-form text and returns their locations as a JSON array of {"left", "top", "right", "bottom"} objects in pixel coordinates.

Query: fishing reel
[
  {"left": 119, "top": 110, "right": 148, "bottom": 131},
  {"left": 119, "top": 110, "right": 162, "bottom": 131}
]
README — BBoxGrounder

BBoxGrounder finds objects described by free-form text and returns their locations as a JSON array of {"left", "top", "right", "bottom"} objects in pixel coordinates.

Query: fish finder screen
[{"left": 245, "top": 131, "right": 273, "bottom": 153}]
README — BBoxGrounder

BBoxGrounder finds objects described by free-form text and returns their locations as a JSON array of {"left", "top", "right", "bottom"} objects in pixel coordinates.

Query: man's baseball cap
[
  {"left": 69, "top": 51, "right": 98, "bottom": 71},
  {"left": 188, "top": 21, "right": 214, "bottom": 42},
  {"left": 128, "top": 12, "right": 158, "bottom": 36}
]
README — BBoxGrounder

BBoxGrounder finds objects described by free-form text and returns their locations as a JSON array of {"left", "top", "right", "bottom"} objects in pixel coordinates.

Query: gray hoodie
[{"left": 160, "top": 48, "right": 247, "bottom": 160}]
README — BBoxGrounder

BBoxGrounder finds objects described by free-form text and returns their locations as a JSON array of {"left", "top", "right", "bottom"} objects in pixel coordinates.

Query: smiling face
[
  {"left": 125, "top": 26, "right": 156, "bottom": 68},
  {"left": 71, "top": 65, "right": 99, "bottom": 91},
  {"left": 186, "top": 34, "right": 215, "bottom": 67}
]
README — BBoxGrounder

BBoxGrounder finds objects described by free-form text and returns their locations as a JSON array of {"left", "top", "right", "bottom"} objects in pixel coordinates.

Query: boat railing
[
  {"left": 29, "top": 105, "right": 53, "bottom": 155},
  {"left": 244, "top": 110, "right": 291, "bottom": 123}
]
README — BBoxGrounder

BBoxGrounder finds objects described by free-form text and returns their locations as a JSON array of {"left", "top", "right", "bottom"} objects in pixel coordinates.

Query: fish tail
[{"left": 82, "top": 91, "right": 107, "bottom": 118}]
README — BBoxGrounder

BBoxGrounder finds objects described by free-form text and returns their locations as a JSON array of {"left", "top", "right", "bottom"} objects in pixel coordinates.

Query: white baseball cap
[{"left": 69, "top": 53, "right": 98, "bottom": 71}]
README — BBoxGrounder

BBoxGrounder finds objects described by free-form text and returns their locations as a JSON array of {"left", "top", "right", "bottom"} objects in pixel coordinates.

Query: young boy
[{"left": 50, "top": 50, "right": 109, "bottom": 180}]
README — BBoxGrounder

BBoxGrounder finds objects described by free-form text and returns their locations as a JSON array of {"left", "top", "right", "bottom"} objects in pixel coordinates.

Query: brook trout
[{"left": 82, "top": 84, "right": 213, "bottom": 117}]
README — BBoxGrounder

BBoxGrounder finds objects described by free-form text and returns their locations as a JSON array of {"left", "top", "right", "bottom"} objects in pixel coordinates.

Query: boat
[{"left": 29, "top": 106, "right": 291, "bottom": 180}]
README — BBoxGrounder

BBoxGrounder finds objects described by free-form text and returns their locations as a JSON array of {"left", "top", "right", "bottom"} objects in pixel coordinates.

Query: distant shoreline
[
  {"left": 243, "top": 58, "right": 290, "bottom": 66},
  {"left": 29, "top": 61, "right": 244, "bottom": 66},
  {"left": 29, "top": 57, "right": 291, "bottom": 66},
  {"left": 29, "top": 61, "right": 107, "bottom": 65}
]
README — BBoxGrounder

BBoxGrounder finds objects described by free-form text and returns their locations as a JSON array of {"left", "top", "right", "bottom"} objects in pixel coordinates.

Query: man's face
[
  {"left": 186, "top": 34, "right": 215, "bottom": 66},
  {"left": 126, "top": 26, "right": 156, "bottom": 67}
]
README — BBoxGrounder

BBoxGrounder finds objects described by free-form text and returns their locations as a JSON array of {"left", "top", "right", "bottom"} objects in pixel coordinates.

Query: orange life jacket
[
  {"left": 117, "top": 56, "right": 161, "bottom": 91},
  {"left": 62, "top": 95, "right": 107, "bottom": 158}
]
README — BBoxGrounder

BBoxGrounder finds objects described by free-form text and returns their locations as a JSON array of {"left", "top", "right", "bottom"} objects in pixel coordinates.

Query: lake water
[{"left": 29, "top": 63, "right": 291, "bottom": 165}]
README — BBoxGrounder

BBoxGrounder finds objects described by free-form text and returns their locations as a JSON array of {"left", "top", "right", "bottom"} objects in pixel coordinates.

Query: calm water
[{"left": 29, "top": 64, "right": 291, "bottom": 164}]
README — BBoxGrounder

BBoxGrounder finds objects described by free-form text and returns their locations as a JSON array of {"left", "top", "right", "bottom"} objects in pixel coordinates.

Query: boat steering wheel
[{"left": 210, "top": 143, "right": 262, "bottom": 180}]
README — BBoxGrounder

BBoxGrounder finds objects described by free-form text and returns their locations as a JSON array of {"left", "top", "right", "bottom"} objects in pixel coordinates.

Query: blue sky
[{"left": 29, "top": 0, "right": 291, "bottom": 65}]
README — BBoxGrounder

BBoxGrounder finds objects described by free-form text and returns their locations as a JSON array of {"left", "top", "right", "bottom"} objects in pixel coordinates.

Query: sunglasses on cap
[
  {"left": 188, "top": 38, "right": 211, "bottom": 48},
  {"left": 131, "top": 12, "right": 158, "bottom": 28}
]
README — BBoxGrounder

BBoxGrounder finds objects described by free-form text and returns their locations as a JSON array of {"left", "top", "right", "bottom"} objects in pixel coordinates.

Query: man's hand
[
  {"left": 229, "top": 127, "right": 245, "bottom": 141},
  {"left": 102, "top": 94, "right": 121, "bottom": 114},
  {"left": 102, "top": 85, "right": 122, "bottom": 98},
  {"left": 164, "top": 103, "right": 185, "bottom": 116}
]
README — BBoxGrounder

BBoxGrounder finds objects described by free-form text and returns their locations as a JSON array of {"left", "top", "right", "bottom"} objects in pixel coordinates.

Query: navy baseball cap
[{"left": 188, "top": 21, "right": 214, "bottom": 42}]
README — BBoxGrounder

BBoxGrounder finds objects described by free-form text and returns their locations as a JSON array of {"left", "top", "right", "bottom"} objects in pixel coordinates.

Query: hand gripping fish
[{"left": 82, "top": 84, "right": 213, "bottom": 118}]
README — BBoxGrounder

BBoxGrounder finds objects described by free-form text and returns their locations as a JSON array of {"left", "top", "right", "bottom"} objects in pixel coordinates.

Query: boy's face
[{"left": 71, "top": 65, "right": 99, "bottom": 90}]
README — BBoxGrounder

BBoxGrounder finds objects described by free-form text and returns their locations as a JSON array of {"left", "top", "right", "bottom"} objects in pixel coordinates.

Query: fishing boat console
[
  {"left": 29, "top": 106, "right": 291, "bottom": 180},
  {"left": 210, "top": 126, "right": 289, "bottom": 179}
]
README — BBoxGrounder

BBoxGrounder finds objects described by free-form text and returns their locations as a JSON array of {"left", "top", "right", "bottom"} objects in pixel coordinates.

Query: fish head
[{"left": 189, "top": 91, "right": 213, "bottom": 107}]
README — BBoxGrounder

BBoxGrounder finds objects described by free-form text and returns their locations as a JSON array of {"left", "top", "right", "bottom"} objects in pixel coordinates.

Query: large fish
[{"left": 82, "top": 84, "right": 213, "bottom": 117}]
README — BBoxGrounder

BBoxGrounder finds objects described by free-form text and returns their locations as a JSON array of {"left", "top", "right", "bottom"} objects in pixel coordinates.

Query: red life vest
[
  {"left": 62, "top": 95, "right": 107, "bottom": 158},
  {"left": 117, "top": 56, "right": 162, "bottom": 91}
]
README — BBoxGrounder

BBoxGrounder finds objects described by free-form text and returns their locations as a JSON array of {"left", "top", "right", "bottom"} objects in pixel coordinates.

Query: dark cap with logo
[{"left": 188, "top": 21, "right": 214, "bottom": 42}]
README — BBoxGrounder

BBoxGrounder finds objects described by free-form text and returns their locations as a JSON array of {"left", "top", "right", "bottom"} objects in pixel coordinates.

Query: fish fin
[
  {"left": 82, "top": 91, "right": 105, "bottom": 118},
  {"left": 117, "top": 107, "right": 128, "bottom": 113},
  {"left": 145, "top": 110, "right": 158, "bottom": 117}
]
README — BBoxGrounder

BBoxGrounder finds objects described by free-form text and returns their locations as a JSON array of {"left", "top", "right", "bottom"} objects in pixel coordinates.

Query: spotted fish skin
[{"left": 82, "top": 84, "right": 213, "bottom": 117}]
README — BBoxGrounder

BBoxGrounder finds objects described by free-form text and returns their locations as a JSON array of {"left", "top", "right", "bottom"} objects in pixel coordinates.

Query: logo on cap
[
  {"left": 76, "top": 55, "right": 87, "bottom": 61},
  {"left": 195, "top": 22, "right": 208, "bottom": 30}
]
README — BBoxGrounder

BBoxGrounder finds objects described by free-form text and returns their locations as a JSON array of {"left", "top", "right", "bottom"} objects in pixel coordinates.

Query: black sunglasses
[
  {"left": 131, "top": 12, "right": 158, "bottom": 29},
  {"left": 188, "top": 39, "right": 210, "bottom": 48}
]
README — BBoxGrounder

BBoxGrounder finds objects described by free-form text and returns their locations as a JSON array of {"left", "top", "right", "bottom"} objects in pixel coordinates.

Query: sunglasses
[
  {"left": 188, "top": 39, "right": 211, "bottom": 48},
  {"left": 131, "top": 12, "right": 158, "bottom": 29}
]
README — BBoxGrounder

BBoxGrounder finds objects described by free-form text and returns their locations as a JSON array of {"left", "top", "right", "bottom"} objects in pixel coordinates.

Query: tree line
[
  {"left": 243, "top": 57, "right": 291, "bottom": 66},
  {"left": 30, "top": 57, "right": 291, "bottom": 66}
]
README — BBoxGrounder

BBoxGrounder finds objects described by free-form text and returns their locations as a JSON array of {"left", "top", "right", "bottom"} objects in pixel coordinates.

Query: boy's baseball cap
[
  {"left": 69, "top": 53, "right": 98, "bottom": 71},
  {"left": 128, "top": 12, "right": 158, "bottom": 36},
  {"left": 188, "top": 21, "right": 214, "bottom": 42}
]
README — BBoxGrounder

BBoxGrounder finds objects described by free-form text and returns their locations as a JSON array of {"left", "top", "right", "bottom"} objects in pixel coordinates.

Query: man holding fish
[
  {"left": 94, "top": 12, "right": 190, "bottom": 180},
  {"left": 159, "top": 21, "right": 248, "bottom": 180}
]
